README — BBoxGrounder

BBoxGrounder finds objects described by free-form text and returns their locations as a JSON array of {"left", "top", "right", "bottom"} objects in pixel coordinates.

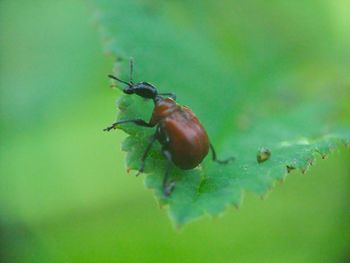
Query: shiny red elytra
[{"left": 105, "top": 59, "right": 234, "bottom": 196}]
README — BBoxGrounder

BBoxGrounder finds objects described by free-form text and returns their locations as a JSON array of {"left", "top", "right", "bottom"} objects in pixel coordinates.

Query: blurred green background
[{"left": 1, "top": 1, "right": 349, "bottom": 263}]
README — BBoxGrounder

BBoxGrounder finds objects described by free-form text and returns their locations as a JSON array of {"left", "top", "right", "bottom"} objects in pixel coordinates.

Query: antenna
[
  {"left": 129, "top": 57, "right": 134, "bottom": 84},
  {"left": 108, "top": 75, "right": 131, "bottom": 87}
]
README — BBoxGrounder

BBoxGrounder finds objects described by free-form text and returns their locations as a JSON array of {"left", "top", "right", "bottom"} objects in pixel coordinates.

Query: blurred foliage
[
  {"left": 92, "top": 0, "right": 350, "bottom": 225},
  {"left": 0, "top": 0, "right": 349, "bottom": 262}
]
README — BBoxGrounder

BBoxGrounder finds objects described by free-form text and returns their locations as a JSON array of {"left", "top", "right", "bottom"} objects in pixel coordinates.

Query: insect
[
  {"left": 256, "top": 147, "right": 271, "bottom": 163},
  {"left": 105, "top": 59, "right": 234, "bottom": 196}
]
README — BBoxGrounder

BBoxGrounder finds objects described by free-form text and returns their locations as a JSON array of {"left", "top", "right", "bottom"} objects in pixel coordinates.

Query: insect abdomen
[{"left": 160, "top": 108, "right": 209, "bottom": 169}]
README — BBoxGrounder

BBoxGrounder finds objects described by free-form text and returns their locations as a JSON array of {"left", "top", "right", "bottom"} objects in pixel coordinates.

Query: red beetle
[{"left": 105, "top": 59, "right": 233, "bottom": 196}]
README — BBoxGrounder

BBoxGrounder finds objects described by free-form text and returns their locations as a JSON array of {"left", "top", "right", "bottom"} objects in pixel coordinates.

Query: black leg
[
  {"left": 103, "top": 119, "right": 155, "bottom": 131},
  {"left": 162, "top": 149, "right": 175, "bottom": 197},
  {"left": 136, "top": 132, "right": 158, "bottom": 176},
  {"left": 210, "top": 143, "right": 234, "bottom": 164}
]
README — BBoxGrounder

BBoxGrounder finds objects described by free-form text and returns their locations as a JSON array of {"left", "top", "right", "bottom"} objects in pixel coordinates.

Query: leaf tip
[
  {"left": 300, "top": 166, "right": 309, "bottom": 174},
  {"left": 286, "top": 165, "right": 296, "bottom": 173}
]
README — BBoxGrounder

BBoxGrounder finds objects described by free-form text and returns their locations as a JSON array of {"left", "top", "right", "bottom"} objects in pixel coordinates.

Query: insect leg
[
  {"left": 103, "top": 119, "right": 155, "bottom": 131},
  {"left": 210, "top": 143, "right": 235, "bottom": 164},
  {"left": 162, "top": 149, "right": 175, "bottom": 197},
  {"left": 136, "top": 131, "right": 158, "bottom": 176}
]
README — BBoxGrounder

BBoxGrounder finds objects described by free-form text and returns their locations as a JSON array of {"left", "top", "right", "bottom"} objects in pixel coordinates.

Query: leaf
[{"left": 91, "top": 0, "right": 350, "bottom": 226}]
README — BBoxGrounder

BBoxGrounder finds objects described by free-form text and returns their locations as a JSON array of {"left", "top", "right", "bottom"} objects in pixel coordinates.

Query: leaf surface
[{"left": 92, "top": 0, "right": 350, "bottom": 225}]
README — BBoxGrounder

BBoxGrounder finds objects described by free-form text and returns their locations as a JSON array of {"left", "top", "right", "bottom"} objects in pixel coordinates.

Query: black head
[{"left": 108, "top": 74, "right": 158, "bottom": 100}]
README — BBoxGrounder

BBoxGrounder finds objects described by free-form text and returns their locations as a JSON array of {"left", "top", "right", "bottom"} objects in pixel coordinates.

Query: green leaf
[{"left": 92, "top": 0, "right": 350, "bottom": 226}]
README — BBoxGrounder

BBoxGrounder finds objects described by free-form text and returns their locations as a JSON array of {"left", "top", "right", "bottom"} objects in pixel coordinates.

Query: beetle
[{"left": 104, "top": 59, "right": 234, "bottom": 196}]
